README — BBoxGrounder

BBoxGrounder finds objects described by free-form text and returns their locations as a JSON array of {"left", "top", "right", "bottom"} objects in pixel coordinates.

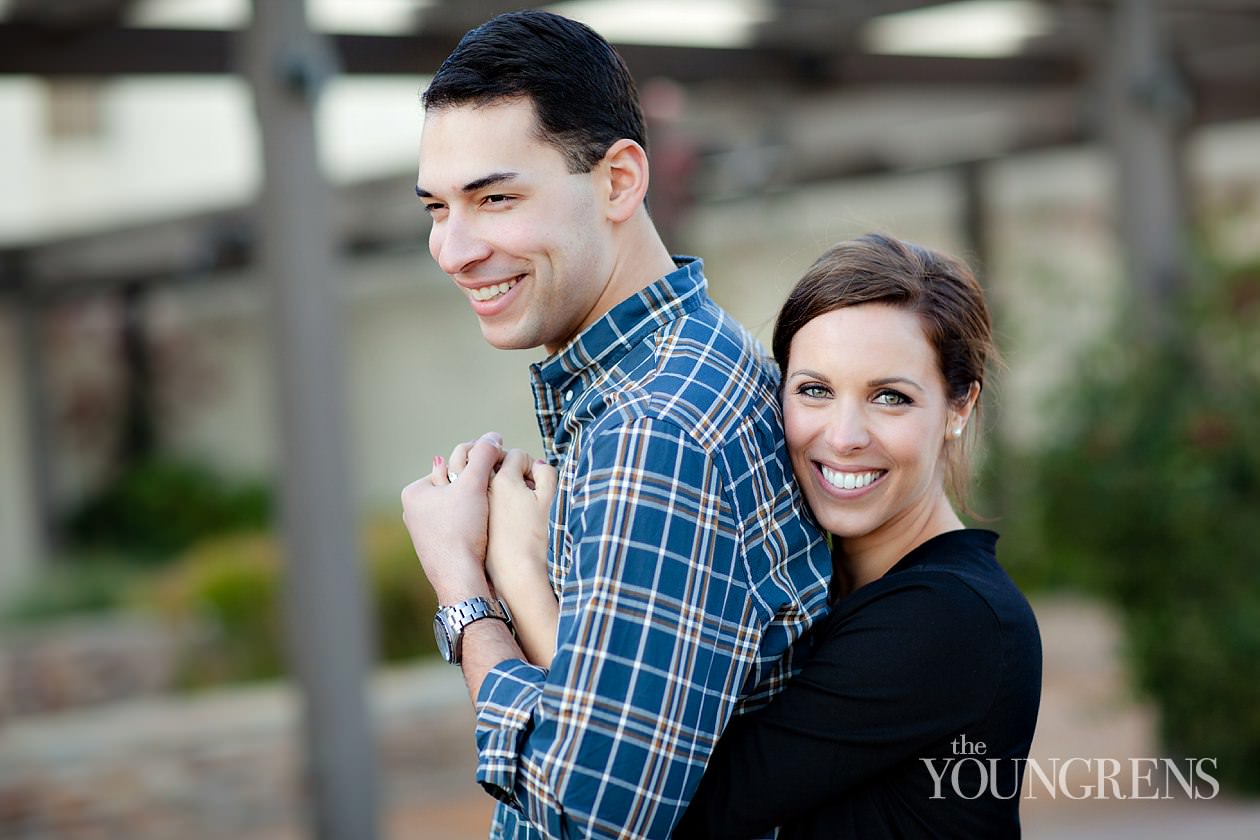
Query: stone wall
[
  {"left": 0, "top": 659, "right": 478, "bottom": 840},
  {"left": 0, "top": 615, "right": 181, "bottom": 721}
]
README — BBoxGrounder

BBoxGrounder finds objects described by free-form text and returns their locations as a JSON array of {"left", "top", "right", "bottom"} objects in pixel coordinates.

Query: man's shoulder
[
  {"left": 587, "top": 302, "right": 776, "bottom": 445},
  {"left": 616, "top": 302, "right": 780, "bottom": 432}
]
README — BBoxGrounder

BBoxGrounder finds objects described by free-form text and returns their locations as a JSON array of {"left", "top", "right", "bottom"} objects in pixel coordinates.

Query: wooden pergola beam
[{"left": 0, "top": 22, "right": 1082, "bottom": 86}]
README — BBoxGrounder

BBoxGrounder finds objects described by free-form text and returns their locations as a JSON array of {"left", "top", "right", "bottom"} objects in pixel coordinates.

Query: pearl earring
[{"left": 952, "top": 427, "right": 963, "bottom": 439}]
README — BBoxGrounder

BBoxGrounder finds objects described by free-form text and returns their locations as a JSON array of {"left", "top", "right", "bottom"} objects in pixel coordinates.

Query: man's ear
[{"left": 599, "top": 139, "right": 650, "bottom": 223}]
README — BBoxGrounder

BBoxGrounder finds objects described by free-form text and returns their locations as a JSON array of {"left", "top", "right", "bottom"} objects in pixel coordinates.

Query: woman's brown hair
[{"left": 772, "top": 232, "right": 995, "bottom": 508}]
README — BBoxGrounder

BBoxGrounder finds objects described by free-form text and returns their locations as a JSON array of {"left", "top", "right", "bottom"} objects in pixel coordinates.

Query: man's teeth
[
  {"left": 820, "top": 466, "right": 883, "bottom": 491},
  {"left": 470, "top": 279, "right": 518, "bottom": 301}
]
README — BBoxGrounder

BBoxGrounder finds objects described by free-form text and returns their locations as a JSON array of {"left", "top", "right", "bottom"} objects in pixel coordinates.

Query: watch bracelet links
[{"left": 442, "top": 596, "right": 511, "bottom": 629}]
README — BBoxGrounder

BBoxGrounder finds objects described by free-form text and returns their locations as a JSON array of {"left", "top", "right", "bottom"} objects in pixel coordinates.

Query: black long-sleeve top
[{"left": 674, "top": 529, "right": 1042, "bottom": 839}]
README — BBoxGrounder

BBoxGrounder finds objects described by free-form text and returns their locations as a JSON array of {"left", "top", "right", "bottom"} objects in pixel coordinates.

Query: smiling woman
[
  {"left": 669, "top": 233, "right": 1042, "bottom": 839},
  {"left": 782, "top": 304, "right": 969, "bottom": 589},
  {"left": 771, "top": 234, "right": 992, "bottom": 593}
]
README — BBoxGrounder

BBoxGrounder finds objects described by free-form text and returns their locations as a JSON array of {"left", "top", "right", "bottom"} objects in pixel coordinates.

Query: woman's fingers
[
  {"left": 460, "top": 436, "right": 503, "bottom": 491},
  {"left": 448, "top": 431, "right": 504, "bottom": 477},
  {"left": 428, "top": 454, "right": 451, "bottom": 486},
  {"left": 494, "top": 448, "right": 535, "bottom": 483},
  {"left": 532, "top": 460, "right": 559, "bottom": 505},
  {"left": 492, "top": 450, "right": 557, "bottom": 501},
  {"left": 447, "top": 440, "right": 473, "bottom": 476}
]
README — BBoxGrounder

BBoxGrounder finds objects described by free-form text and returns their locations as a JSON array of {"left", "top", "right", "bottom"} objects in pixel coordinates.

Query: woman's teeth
[
  {"left": 470, "top": 279, "right": 518, "bottom": 301},
  {"left": 820, "top": 466, "right": 883, "bottom": 491}
]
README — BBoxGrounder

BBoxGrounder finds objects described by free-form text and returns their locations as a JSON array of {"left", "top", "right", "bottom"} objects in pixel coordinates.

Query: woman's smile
[{"left": 816, "top": 464, "right": 888, "bottom": 495}]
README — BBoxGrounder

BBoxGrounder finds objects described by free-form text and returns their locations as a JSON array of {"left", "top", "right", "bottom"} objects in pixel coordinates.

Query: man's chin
[{"left": 478, "top": 322, "right": 542, "bottom": 352}]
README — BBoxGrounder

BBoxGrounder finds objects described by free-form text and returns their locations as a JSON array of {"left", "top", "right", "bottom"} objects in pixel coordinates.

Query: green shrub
[
  {"left": 65, "top": 458, "right": 271, "bottom": 564},
  {"left": 363, "top": 517, "right": 441, "bottom": 662},
  {"left": 150, "top": 532, "right": 284, "bottom": 687},
  {"left": 0, "top": 557, "right": 145, "bottom": 624},
  {"left": 147, "top": 517, "right": 439, "bottom": 688},
  {"left": 1033, "top": 260, "right": 1260, "bottom": 793}
]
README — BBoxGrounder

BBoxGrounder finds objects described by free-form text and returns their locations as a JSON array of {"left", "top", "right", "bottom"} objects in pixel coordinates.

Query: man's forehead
[
  {"left": 417, "top": 104, "right": 564, "bottom": 193},
  {"left": 419, "top": 97, "right": 540, "bottom": 145}
]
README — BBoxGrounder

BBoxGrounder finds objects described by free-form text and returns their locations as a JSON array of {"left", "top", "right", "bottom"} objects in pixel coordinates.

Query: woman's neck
[{"left": 840, "top": 494, "right": 965, "bottom": 590}]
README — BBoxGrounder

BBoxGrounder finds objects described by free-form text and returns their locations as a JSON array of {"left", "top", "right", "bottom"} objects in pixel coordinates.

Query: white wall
[{"left": 0, "top": 75, "right": 427, "bottom": 247}]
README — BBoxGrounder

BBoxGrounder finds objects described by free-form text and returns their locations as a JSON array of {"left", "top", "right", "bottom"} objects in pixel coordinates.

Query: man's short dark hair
[{"left": 422, "top": 10, "right": 647, "bottom": 174}]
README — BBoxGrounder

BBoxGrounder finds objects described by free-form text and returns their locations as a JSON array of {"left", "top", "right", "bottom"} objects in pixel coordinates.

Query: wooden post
[
  {"left": 5, "top": 258, "right": 55, "bottom": 583},
  {"left": 1106, "top": 0, "right": 1192, "bottom": 344},
  {"left": 241, "top": 2, "right": 380, "bottom": 838},
  {"left": 958, "top": 160, "right": 1008, "bottom": 522}
]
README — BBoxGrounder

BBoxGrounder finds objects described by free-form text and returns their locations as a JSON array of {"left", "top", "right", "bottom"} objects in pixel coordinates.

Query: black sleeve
[{"left": 673, "top": 574, "right": 1002, "bottom": 839}]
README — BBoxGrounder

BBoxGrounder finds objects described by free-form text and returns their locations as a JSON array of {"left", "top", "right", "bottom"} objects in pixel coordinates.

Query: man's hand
[{"left": 401, "top": 431, "right": 505, "bottom": 605}]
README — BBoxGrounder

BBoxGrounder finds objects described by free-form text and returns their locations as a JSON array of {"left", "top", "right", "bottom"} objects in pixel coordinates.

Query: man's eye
[{"left": 422, "top": 203, "right": 445, "bottom": 215}]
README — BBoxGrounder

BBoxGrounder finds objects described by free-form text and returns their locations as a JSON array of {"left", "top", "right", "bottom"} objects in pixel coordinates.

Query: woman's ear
[
  {"left": 947, "top": 381, "right": 982, "bottom": 441},
  {"left": 599, "top": 139, "right": 650, "bottom": 223}
]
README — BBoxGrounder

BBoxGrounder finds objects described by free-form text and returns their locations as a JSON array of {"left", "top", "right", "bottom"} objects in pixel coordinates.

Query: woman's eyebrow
[
  {"left": 787, "top": 368, "right": 829, "bottom": 382},
  {"left": 868, "top": 376, "right": 924, "bottom": 393}
]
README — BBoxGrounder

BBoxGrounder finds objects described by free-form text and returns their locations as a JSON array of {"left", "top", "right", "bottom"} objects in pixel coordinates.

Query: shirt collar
[{"left": 531, "top": 256, "right": 708, "bottom": 397}]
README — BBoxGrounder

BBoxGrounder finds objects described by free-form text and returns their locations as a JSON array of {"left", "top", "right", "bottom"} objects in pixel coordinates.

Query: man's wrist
[
  {"left": 433, "top": 575, "right": 494, "bottom": 607},
  {"left": 461, "top": 615, "right": 517, "bottom": 647},
  {"left": 433, "top": 595, "right": 513, "bottom": 665},
  {"left": 460, "top": 618, "right": 522, "bottom": 677}
]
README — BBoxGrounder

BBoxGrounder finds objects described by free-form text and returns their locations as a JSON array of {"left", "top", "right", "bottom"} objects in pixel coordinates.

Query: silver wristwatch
[{"left": 433, "top": 596, "right": 513, "bottom": 665}]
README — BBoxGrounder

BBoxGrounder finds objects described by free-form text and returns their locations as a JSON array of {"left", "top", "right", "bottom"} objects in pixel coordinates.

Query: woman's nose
[{"left": 824, "top": 401, "right": 871, "bottom": 454}]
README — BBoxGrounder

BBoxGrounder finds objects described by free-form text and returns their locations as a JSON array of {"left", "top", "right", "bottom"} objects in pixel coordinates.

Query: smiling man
[
  {"left": 401, "top": 11, "right": 832, "bottom": 839},
  {"left": 414, "top": 96, "right": 647, "bottom": 353}
]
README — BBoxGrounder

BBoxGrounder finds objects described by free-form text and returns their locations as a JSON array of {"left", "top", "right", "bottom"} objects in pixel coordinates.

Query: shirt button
[{"left": 564, "top": 389, "right": 574, "bottom": 403}]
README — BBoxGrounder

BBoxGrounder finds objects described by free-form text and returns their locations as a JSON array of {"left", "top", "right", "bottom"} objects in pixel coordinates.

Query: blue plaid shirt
[{"left": 476, "top": 258, "right": 832, "bottom": 839}]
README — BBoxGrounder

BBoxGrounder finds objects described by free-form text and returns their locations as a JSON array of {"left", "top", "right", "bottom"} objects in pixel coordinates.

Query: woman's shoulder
[
  {"left": 827, "top": 529, "right": 1039, "bottom": 649},
  {"left": 885, "top": 529, "right": 1033, "bottom": 617}
]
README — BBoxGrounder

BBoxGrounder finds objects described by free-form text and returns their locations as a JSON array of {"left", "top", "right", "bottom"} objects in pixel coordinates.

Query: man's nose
[{"left": 431, "top": 214, "right": 492, "bottom": 276}]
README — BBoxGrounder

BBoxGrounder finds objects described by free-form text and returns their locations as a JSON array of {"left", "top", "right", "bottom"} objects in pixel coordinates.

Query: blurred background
[{"left": 0, "top": 1, "right": 1257, "bottom": 838}]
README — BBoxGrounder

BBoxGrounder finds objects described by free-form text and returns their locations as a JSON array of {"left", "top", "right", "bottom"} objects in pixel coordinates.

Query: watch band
[{"left": 434, "top": 596, "right": 512, "bottom": 665}]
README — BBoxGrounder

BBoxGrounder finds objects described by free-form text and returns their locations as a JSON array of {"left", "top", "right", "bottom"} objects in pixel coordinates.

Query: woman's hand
[
  {"left": 487, "top": 448, "right": 559, "bottom": 667},
  {"left": 400, "top": 433, "right": 503, "bottom": 606}
]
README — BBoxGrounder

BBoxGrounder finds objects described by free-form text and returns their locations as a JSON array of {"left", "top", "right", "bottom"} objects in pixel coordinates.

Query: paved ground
[{"left": 391, "top": 595, "right": 1260, "bottom": 840}]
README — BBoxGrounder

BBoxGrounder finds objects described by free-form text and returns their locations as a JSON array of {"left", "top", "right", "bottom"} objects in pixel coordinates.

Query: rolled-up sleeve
[{"left": 474, "top": 417, "right": 764, "bottom": 838}]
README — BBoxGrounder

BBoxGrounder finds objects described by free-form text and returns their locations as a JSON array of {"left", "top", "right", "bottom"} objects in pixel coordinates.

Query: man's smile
[{"left": 468, "top": 276, "right": 522, "bottom": 302}]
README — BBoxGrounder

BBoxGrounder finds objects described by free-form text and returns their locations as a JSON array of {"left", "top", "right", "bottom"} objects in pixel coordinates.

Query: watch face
[{"left": 434, "top": 613, "right": 453, "bottom": 662}]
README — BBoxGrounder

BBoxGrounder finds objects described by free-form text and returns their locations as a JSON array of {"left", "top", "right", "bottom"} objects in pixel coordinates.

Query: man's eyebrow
[
  {"left": 462, "top": 171, "right": 519, "bottom": 193},
  {"left": 414, "top": 171, "right": 520, "bottom": 200}
]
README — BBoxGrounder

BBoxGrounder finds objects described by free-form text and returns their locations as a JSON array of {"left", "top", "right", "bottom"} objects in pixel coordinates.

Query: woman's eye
[
  {"left": 873, "top": 389, "right": 911, "bottom": 406},
  {"left": 798, "top": 384, "right": 830, "bottom": 399}
]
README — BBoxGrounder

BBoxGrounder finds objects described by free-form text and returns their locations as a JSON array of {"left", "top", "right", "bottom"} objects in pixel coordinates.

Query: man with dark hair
[{"left": 402, "top": 11, "right": 831, "bottom": 838}]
